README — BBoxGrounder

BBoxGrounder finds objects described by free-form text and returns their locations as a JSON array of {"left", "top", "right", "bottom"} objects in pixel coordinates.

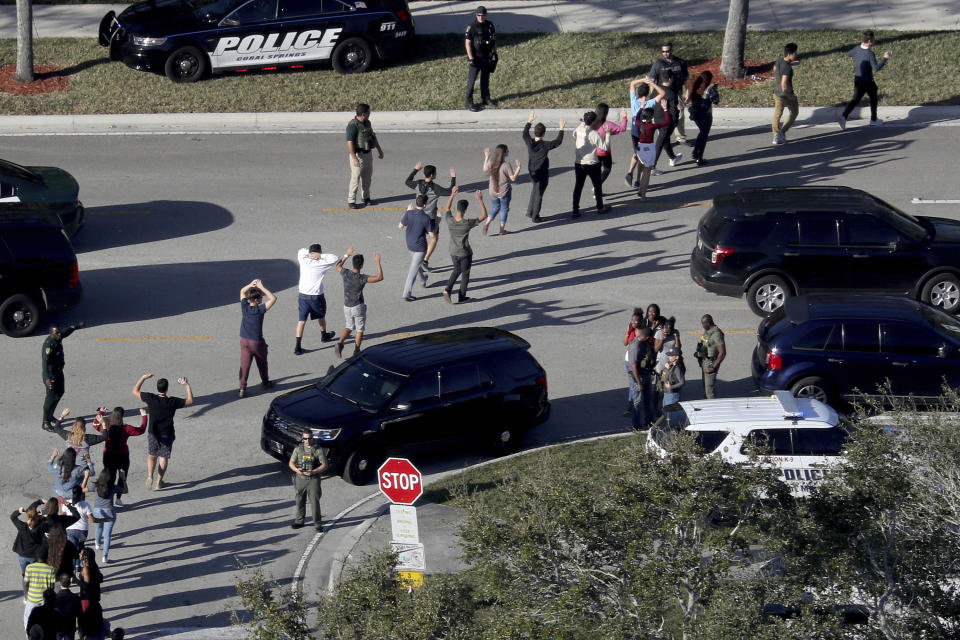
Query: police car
[
  {"left": 646, "top": 391, "right": 848, "bottom": 497},
  {"left": 98, "top": 0, "right": 415, "bottom": 82}
]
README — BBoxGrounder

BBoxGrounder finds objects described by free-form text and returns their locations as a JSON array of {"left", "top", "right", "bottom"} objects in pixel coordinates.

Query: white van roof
[{"left": 676, "top": 391, "right": 839, "bottom": 429}]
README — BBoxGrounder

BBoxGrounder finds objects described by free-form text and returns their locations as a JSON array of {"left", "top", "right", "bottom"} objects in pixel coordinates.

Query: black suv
[
  {"left": 0, "top": 217, "right": 82, "bottom": 337},
  {"left": 260, "top": 327, "right": 550, "bottom": 484},
  {"left": 690, "top": 186, "right": 960, "bottom": 316},
  {"left": 751, "top": 295, "right": 960, "bottom": 405}
]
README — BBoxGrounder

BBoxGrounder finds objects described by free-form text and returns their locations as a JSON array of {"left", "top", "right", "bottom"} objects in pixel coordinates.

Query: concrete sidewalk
[{"left": 1, "top": 0, "right": 958, "bottom": 39}]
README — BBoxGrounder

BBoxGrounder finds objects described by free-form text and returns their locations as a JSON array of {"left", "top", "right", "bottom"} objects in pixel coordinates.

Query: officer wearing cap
[
  {"left": 696, "top": 314, "right": 725, "bottom": 399},
  {"left": 41, "top": 322, "right": 85, "bottom": 431},
  {"left": 464, "top": 5, "right": 497, "bottom": 112}
]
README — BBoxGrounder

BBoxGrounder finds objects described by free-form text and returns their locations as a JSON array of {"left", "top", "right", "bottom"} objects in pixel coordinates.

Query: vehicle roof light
[{"left": 774, "top": 390, "right": 804, "bottom": 419}]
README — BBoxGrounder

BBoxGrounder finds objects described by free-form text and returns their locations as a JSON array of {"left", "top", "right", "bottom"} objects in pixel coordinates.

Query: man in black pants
[
  {"left": 442, "top": 189, "right": 487, "bottom": 305},
  {"left": 405, "top": 161, "right": 456, "bottom": 271},
  {"left": 464, "top": 5, "right": 496, "bottom": 112},
  {"left": 572, "top": 111, "right": 610, "bottom": 219},
  {"left": 649, "top": 41, "right": 689, "bottom": 144},
  {"left": 653, "top": 70, "right": 682, "bottom": 174},
  {"left": 41, "top": 322, "right": 84, "bottom": 431},
  {"left": 838, "top": 30, "right": 892, "bottom": 128},
  {"left": 522, "top": 111, "right": 565, "bottom": 222}
]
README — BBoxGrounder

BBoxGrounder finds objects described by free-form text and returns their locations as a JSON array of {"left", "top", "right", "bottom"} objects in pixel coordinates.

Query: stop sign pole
[{"left": 378, "top": 458, "right": 426, "bottom": 587}]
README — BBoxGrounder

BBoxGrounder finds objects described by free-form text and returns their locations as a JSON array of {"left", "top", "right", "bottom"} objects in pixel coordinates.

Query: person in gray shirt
[
  {"left": 839, "top": 30, "right": 892, "bottom": 128},
  {"left": 404, "top": 161, "right": 456, "bottom": 272},
  {"left": 333, "top": 247, "right": 383, "bottom": 358},
  {"left": 442, "top": 188, "right": 487, "bottom": 305}
]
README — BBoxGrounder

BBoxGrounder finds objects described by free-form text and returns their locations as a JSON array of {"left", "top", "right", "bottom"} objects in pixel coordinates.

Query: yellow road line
[
  {"left": 93, "top": 336, "right": 213, "bottom": 342},
  {"left": 88, "top": 209, "right": 152, "bottom": 215},
  {"left": 686, "top": 329, "right": 756, "bottom": 335},
  {"left": 321, "top": 206, "right": 406, "bottom": 212},
  {"left": 384, "top": 332, "right": 420, "bottom": 339}
]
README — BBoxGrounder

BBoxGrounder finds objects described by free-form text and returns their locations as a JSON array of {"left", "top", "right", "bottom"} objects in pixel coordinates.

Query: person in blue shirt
[
  {"left": 398, "top": 195, "right": 435, "bottom": 302},
  {"left": 839, "top": 30, "right": 892, "bottom": 128}
]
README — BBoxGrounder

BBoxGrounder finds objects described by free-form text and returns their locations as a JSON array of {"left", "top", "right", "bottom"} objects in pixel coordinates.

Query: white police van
[{"left": 646, "top": 391, "right": 848, "bottom": 497}]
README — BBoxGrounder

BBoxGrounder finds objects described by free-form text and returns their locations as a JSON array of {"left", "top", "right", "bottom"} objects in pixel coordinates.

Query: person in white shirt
[
  {"left": 295, "top": 244, "right": 340, "bottom": 355},
  {"left": 571, "top": 111, "right": 610, "bottom": 219}
]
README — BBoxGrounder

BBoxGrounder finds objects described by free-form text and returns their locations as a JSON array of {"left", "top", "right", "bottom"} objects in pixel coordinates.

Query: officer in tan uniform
[
  {"left": 289, "top": 431, "right": 328, "bottom": 531},
  {"left": 695, "top": 314, "right": 725, "bottom": 399}
]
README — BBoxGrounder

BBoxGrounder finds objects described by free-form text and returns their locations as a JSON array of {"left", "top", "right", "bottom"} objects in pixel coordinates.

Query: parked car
[
  {"left": 0, "top": 158, "right": 84, "bottom": 237},
  {"left": 0, "top": 216, "right": 82, "bottom": 337},
  {"left": 646, "top": 391, "right": 848, "bottom": 497},
  {"left": 752, "top": 294, "right": 960, "bottom": 406},
  {"left": 99, "top": 0, "right": 416, "bottom": 82},
  {"left": 261, "top": 327, "right": 551, "bottom": 484},
  {"left": 689, "top": 186, "right": 960, "bottom": 316}
]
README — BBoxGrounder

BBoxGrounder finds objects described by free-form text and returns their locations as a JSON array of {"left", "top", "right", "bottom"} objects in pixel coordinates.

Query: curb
[{"left": 1, "top": 107, "right": 958, "bottom": 136}]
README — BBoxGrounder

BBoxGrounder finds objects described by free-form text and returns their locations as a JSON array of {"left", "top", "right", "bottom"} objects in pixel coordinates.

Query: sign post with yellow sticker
[{"left": 397, "top": 570, "right": 423, "bottom": 588}]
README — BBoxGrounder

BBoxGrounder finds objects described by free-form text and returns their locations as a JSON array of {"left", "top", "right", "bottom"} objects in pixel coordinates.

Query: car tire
[
  {"left": 790, "top": 377, "right": 830, "bottom": 404},
  {"left": 342, "top": 444, "right": 384, "bottom": 485},
  {"left": 164, "top": 46, "right": 209, "bottom": 83},
  {"left": 921, "top": 273, "right": 960, "bottom": 314},
  {"left": 331, "top": 37, "right": 373, "bottom": 74},
  {"left": 0, "top": 294, "right": 41, "bottom": 337},
  {"left": 747, "top": 275, "right": 790, "bottom": 317},
  {"left": 490, "top": 424, "right": 521, "bottom": 456}
]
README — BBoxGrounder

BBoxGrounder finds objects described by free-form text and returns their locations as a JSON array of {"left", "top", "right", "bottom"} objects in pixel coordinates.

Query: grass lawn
[{"left": 1, "top": 30, "right": 957, "bottom": 115}]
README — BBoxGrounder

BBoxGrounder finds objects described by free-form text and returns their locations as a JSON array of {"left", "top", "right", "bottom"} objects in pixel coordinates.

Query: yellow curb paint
[
  {"left": 88, "top": 209, "right": 152, "bottom": 215},
  {"left": 93, "top": 336, "right": 213, "bottom": 342}
]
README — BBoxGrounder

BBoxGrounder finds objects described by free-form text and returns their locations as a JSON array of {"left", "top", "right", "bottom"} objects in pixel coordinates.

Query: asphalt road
[{"left": 2, "top": 120, "right": 958, "bottom": 636}]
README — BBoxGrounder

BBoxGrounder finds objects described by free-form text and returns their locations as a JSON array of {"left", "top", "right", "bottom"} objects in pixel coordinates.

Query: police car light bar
[{"left": 773, "top": 390, "right": 804, "bottom": 419}]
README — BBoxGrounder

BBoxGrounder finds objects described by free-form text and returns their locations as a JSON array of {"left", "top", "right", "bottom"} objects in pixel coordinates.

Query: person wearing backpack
[
  {"left": 405, "top": 162, "right": 456, "bottom": 272},
  {"left": 346, "top": 103, "right": 383, "bottom": 209}
]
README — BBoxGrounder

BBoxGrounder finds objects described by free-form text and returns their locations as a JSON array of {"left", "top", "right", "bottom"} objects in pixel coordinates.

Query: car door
[
  {"left": 438, "top": 362, "right": 495, "bottom": 445},
  {"left": 379, "top": 369, "right": 442, "bottom": 447},
  {"left": 840, "top": 213, "right": 924, "bottom": 292},
  {"left": 780, "top": 213, "right": 852, "bottom": 291},
  {"left": 880, "top": 321, "right": 953, "bottom": 397},
  {"left": 839, "top": 321, "right": 884, "bottom": 398},
  {"left": 790, "top": 427, "right": 847, "bottom": 495},
  {"left": 207, "top": 0, "right": 285, "bottom": 71}
]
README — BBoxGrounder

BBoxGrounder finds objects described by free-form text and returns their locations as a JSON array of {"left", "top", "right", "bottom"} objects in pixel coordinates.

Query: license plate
[{"left": 268, "top": 440, "right": 284, "bottom": 454}]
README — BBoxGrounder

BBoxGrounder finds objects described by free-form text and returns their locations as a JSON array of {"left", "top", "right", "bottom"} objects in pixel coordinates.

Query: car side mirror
[{"left": 391, "top": 402, "right": 411, "bottom": 412}]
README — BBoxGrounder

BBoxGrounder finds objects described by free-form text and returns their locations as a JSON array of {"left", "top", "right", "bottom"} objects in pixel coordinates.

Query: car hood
[
  {"left": 18, "top": 166, "right": 80, "bottom": 204},
  {"left": 118, "top": 0, "right": 206, "bottom": 35},
  {"left": 922, "top": 216, "right": 960, "bottom": 244},
  {"left": 271, "top": 385, "right": 369, "bottom": 428}
]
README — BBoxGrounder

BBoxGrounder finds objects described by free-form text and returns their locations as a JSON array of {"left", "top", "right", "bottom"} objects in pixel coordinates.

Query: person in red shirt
[
  {"left": 93, "top": 406, "right": 147, "bottom": 506},
  {"left": 634, "top": 101, "right": 672, "bottom": 200}
]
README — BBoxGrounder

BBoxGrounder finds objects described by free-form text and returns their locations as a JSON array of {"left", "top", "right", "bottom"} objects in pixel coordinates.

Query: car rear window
[
  {"left": 792, "top": 427, "right": 847, "bottom": 455},
  {"left": 496, "top": 351, "right": 541, "bottom": 380},
  {"left": 692, "top": 430, "right": 728, "bottom": 453},
  {"left": 2, "top": 229, "right": 71, "bottom": 262},
  {"left": 714, "top": 219, "right": 777, "bottom": 246},
  {"left": 757, "top": 308, "right": 792, "bottom": 343}
]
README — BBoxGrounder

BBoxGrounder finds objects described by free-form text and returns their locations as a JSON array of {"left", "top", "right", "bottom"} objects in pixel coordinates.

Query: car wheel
[
  {"left": 490, "top": 424, "right": 520, "bottom": 456},
  {"left": 331, "top": 37, "right": 373, "bottom": 74},
  {"left": 747, "top": 275, "right": 790, "bottom": 317},
  {"left": 922, "top": 274, "right": 960, "bottom": 314},
  {"left": 164, "top": 46, "right": 209, "bottom": 83},
  {"left": 342, "top": 444, "right": 384, "bottom": 485},
  {"left": 790, "top": 377, "right": 830, "bottom": 404},
  {"left": 0, "top": 294, "right": 40, "bottom": 337}
]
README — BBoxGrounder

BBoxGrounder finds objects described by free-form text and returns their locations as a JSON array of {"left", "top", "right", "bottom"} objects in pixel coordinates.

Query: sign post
[{"left": 378, "top": 458, "right": 425, "bottom": 586}]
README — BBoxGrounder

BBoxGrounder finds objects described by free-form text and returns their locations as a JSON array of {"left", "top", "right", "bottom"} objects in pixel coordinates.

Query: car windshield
[
  {"left": 319, "top": 357, "right": 406, "bottom": 411},
  {"left": 919, "top": 304, "right": 960, "bottom": 340},
  {"left": 186, "top": 0, "right": 249, "bottom": 20},
  {"left": 871, "top": 196, "right": 926, "bottom": 243},
  {"left": 0, "top": 159, "right": 41, "bottom": 184}
]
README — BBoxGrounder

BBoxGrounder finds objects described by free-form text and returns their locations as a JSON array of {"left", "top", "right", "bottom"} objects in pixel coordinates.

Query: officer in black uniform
[
  {"left": 464, "top": 5, "right": 497, "bottom": 112},
  {"left": 41, "top": 322, "right": 84, "bottom": 431}
]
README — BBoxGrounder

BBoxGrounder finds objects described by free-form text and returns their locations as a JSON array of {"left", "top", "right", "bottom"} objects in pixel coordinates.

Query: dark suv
[
  {"left": 0, "top": 217, "right": 82, "bottom": 337},
  {"left": 751, "top": 295, "right": 960, "bottom": 405},
  {"left": 260, "top": 327, "right": 550, "bottom": 485},
  {"left": 690, "top": 186, "right": 960, "bottom": 316}
]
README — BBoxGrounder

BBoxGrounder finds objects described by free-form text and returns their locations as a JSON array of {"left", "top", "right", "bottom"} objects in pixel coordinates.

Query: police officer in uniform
[
  {"left": 41, "top": 322, "right": 84, "bottom": 431},
  {"left": 288, "top": 430, "right": 327, "bottom": 531},
  {"left": 695, "top": 314, "right": 726, "bottom": 399},
  {"left": 464, "top": 5, "right": 497, "bottom": 112}
]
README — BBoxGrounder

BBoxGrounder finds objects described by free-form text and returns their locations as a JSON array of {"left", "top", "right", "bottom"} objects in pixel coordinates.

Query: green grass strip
[{"left": 1, "top": 30, "right": 957, "bottom": 115}]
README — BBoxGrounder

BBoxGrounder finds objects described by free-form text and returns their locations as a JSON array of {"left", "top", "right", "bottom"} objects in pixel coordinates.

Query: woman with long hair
[
  {"left": 481, "top": 144, "right": 521, "bottom": 235},
  {"left": 55, "top": 411, "right": 106, "bottom": 475},
  {"left": 685, "top": 71, "right": 720, "bottom": 165},
  {"left": 47, "top": 447, "right": 91, "bottom": 500},
  {"left": 11, "top": 501, "right": 45, "bottom": 579},
  {"left": 634, "top": 102, "right": 672, "bottom": 200},
  {"left": 622, "top": 309, "right": 643, "bottom": 416},
  {"left": 93, "top": 406, "right": 147, "bottom": 506},
  {"left": 593, "top": 102, "right": 628, "bottom": 185},
  {"left": 78, "top": 547, "right": 103, "bottom": 613},
  {"left": 91, "top": 470, "right": 118, "bottom": 564}
]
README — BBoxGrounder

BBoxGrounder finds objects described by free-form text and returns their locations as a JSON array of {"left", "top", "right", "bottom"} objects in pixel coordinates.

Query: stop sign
[{"left": 378, "top": 457, "right": 423, "bottom": 505}]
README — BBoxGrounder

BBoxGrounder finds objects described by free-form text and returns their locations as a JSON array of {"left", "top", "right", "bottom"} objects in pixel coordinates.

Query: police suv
[
  {"left": 98, "top": 0, "right": 415, "bottom": 82},
  {"left": 646, "top": 391, "right": 848, "bottom": 497}
]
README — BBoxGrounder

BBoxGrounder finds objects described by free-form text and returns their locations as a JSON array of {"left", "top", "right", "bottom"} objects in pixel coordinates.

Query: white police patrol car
[
  {"left": 646, "top": 391, "right": 848, "bottom": 497},
  {"left": 98, "top": 0, "right": 415, "bottom": 82}
]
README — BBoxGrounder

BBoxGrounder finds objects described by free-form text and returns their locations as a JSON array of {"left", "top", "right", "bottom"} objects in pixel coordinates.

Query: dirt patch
[
  {"left": 0, "top": 64, "right": 71, "bottom": 95},
  {"left": 688, "top": 57, "right": 773, "bottom": 90}
]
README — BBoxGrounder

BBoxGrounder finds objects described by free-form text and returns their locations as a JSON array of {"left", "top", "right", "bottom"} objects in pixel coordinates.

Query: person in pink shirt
[
  {"left": 593, "top": 103, "right": 628, "bottom": 186},
  {"left": 481, "top": 144, "right": 521, "bottom": 236}
]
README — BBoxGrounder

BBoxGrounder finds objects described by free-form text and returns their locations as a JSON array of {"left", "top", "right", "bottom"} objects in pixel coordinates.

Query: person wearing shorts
[
  {"left": 132, "top": 374, "right": 193, "bottom": 490},
  {"left": 333, "top": 247, "right": 383, "bottom": 358},
  {"left": 295, "top": 244, "right": 339, "bottom": 355}
]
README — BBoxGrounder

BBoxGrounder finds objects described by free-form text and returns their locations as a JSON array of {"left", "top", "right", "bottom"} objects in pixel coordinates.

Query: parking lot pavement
[{"left": 2, "top": 122, "right": 959, "bottom": 635}]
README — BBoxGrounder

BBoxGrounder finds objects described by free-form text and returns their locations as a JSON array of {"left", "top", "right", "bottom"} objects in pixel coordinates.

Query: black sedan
[{"left": 99, "top": 0, "right": 415, "bottom": 82}]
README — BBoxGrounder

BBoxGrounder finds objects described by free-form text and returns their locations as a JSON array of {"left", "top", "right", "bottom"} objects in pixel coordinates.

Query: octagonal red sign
[{"left": 378, "top": 457, "right": 423, "bottom": 505}]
